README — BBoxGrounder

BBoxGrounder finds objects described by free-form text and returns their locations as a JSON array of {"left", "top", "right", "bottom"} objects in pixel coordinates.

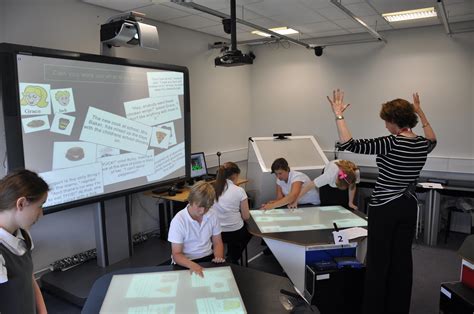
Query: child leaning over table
[
  {"left": 168, "top": 181, "right": 225, "bottom": 277},
  {"left": 0, "top": 169, "right": 49, "bottom": 314}
]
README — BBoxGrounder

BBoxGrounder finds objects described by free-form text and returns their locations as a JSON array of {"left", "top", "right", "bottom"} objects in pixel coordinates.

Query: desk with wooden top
[{"left": 144, "top": 179, "right": 248, "bottom": 239}]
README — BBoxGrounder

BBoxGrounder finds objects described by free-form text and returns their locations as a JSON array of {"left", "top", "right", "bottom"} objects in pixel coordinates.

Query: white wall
[
  {"left": 0, "top": 0, "right": 252, "bottom": 271},
  {"left": 249, "top": 26, "right": 474, "bottom": 174}
]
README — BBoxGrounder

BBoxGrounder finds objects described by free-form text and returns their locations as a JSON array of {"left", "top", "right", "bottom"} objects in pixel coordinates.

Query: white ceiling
[{"left": 83, "top": 0, "right": 474, "bottom": 42}]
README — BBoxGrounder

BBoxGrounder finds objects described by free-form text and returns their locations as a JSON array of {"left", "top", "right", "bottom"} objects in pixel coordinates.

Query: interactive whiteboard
[{"left": 1, "top": 43, "right": 191, "bottom": 213}]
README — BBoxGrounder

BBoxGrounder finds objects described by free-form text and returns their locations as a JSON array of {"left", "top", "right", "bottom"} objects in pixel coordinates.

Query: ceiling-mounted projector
[
  {"left": 100, "top": 11, "right": 159, "bottom": 50},
  {"left": 215, "top": 49, "right": 255, "bottom": 67}
]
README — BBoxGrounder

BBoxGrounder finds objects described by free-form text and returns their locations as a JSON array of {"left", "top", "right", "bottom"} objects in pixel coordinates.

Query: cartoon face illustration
[
  {"left": 20, "top": 86, "right": 48, "bottom": 108},
  {"left": 25, "top": 92, "right": 41, "bottom": 105},
  {"left": 55, "top": 90, "right": 70, "bottom": 106}
]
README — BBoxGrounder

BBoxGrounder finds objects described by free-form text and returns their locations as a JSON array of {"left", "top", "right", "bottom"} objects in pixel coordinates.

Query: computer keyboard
[{"left": 151, "top": 186, "right": 171, "bottom": 194}]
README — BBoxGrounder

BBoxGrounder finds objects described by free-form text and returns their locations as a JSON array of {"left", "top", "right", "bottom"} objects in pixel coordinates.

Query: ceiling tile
[
  {"left": 271, "top": 6, "right": 326, "bottom": 26},
  {"left": 244, "top": 1, "right": 293, "bottom": 17},
  {"left": 345, "top": 2, "right": 379, "bottom": 16},
  {"left": 317, "top": 5, "right": 352, "bottom": 20},
  {"left": 331, "top": 18, "right": 361, "bottom": 29},
  {"left": 82, "top": 0, "right": 153, "bottom": 12},
  {"left": 139, "top": 3, "right": 193, "bottom": 21},
  {"left": 296, "top": 21, "right": 343, "bottom": 34},
  {"left": 445, "top": 2, "right": 474, "bottom": 18},
  {"left": 166, "top": 14, "right": 221, "bottom": 29},
  {"left": 347, "top": 27, "right": 368, "bottom": 34},
  {"left": 196, "top": 24, "right": 228, "bottom": 36},
  {"left": 298, "top": 0, "right": 333, "bottom": 11},
  {"left": 160, "top": 2, "right": 204, "bottom": 15},
  {"left": 444, "top": 0, "right": 469, "bottom": 4},
  {"left": 449, "top": 13, "right": 474, "bottom": 23},
  {"left": 243, "top": 16, "right": 282, "bottom": 29},
  {"left": 197, "top": 12, "right": 223, "bottom": 22},
  {"left": 306, "top": 29, "right": 351, "bottom": 38},
  {"left": 194, "top": 0, "right": 229, "bottom": 10}
]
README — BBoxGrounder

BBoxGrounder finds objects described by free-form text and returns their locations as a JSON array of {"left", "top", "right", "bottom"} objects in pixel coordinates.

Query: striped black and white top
[{"left": 339, "top": 135, "right": 437, "bottom": 206}]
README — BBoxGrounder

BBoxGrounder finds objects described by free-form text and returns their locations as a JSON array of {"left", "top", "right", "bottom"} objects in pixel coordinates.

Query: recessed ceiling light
[
  {"left": 382, "top": 7, "right": 437, "bottom": 22},
  {"left": 251, "top": 27, "right": 299, "bottom": 37}
]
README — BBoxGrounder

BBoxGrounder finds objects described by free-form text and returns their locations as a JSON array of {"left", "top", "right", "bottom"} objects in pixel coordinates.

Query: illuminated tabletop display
[
  {"left": 100, "top": 266, "right": 246, "bottom": 314},
  {"left": 250, "top": 206, "right": 367, "bottom": 233}
]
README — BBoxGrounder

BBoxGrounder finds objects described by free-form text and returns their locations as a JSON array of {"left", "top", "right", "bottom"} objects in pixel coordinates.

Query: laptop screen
[{"left": 191, "top": 152, "right": 208, "bottom": 178}]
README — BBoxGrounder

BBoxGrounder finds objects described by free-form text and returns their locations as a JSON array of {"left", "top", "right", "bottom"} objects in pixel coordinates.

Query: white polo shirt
[
  {"left": 212, "top": 179, "right": 248, "bottom": 232},
  {"left": 277, "top": 170, "right": 320, "bottom": 205},
  {"left": 314, "top": 160, "right": 360, "bottom": 188},
  {"left": 168, "top": 206, "right": 221, "bottom": 260}
]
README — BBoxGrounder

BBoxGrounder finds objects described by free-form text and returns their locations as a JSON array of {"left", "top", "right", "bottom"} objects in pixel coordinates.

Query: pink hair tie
[{"left": 338, "top": 170, "right": 348, "bottom": 180}]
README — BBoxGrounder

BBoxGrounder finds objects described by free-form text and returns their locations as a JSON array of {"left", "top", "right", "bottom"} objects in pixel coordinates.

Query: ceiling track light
[
  {"left": 171, "top": 0, "right": 312, "bottom": 50},
  {"left": 330, "top": 0, "right": 386, "bottom": 43},
  {"left": 436, "top": 0, "right": 451, "bottom": 35}
]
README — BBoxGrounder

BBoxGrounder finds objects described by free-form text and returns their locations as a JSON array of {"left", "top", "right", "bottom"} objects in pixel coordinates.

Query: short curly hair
[{"left": 380, "top": 98, "right": 418, "bottom": 128}]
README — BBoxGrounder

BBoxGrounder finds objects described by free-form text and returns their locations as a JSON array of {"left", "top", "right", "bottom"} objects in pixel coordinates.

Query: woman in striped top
[{"left": 327, "top": 89, "right": 436, "bottom": 314}]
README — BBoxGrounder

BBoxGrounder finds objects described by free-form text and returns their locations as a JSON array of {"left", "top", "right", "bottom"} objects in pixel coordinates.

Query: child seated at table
[{"left": 168, "top": 181, "right": 225, "bottom": 277}]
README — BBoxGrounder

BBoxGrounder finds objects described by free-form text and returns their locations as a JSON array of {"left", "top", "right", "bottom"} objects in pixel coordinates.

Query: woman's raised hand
[
  {"left": 327, "top": 89, "right": 350, "bottom": 116},
  {"left": 412, "top": 92, "right": 421, "bottom": 114}
]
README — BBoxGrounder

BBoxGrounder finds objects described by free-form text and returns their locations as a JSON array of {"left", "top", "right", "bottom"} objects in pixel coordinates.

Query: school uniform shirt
[
  {"left": 0, "top": 228, "right": 35, "bottom": 314},
  {"left": 168, "top": 206, "right": 221, "bottom": 260},
  {"left": 314, "top": 160, "right": 361, "bottom": 188},
  {"left": 277, "top": 170, "right": 320, "bottom": 205},
  {"left": 212, "top": 179, "right": 248, "bottom": 232}
]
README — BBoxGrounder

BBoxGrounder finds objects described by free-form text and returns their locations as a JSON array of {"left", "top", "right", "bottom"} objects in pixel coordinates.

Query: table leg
[
  {"left": 424, "top": 189, "right": 441, "bottom": 246},
  {"left": 429, "top": 190, "right": 441, "bottom": 246},
  {"left": 158, "top": 200, "right": 167, "bottom": 240}
]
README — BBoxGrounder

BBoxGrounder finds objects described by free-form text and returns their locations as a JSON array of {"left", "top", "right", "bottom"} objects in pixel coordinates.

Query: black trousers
[
  {"left": 221, "top": 224, "right": 252, "bottom": 264},
  {"left": 363, "top": 194, "right": 417, "bottom": 314}
]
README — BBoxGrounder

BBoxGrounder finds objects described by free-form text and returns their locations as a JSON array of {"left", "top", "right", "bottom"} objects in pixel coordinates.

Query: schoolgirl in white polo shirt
[
  {"left": 0, "top": 170, "right": 49, "bottom": 314},
  {"left": 261, "top": 158, "right": 320, "bottom": 210},
  {"left": 168, "top": 181, "right": 225, "bottom": 277},
  {"left": 293, "top": 159, "right": 360, "bottom": 210},
  {"left": 212, "top": 162, "right": 251, "bottom": 264}
]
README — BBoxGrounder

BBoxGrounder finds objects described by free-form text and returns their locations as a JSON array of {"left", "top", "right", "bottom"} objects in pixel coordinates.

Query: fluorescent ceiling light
[
  {"left": 382, "top": 7, "right": 437, "bottom": 22},
  {"left": 251, "top": 27, "right": 299, "bottom": 37}
]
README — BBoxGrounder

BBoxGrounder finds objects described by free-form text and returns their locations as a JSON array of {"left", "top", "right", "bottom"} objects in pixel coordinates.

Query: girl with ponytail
[
  {"left": 212, "top": 162, "right": 252, "bottom": 264},
  {"left": 291, "top": 159, "right": 360, "bottom": 210}
]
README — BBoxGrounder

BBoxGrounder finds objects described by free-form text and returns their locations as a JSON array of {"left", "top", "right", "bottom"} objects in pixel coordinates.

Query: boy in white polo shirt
[
  {"left": 261, "top": 158, "right": 320, "bottom": 210},
  {"left": 168, "top": 181, "right": 225, "bottom": 277}
]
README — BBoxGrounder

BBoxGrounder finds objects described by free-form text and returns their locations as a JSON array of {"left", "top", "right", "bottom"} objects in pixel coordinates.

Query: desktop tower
[{"left": 305, "top": 265, "right": 365, "bottom": 314}]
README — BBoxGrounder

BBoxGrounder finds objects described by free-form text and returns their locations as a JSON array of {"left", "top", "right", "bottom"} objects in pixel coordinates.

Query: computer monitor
[{"left": 190, "top": 152, "right": 208, "bottom": 179}]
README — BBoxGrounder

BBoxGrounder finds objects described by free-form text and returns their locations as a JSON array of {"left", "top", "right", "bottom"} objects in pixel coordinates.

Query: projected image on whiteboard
[
  {"left": 16, "top": 54, "right": 187, "bottom": 208},
  {"left": 99, "top": 266, "right": 246, "bottom": 314},
  {"left": 250, "top": 206, "right": 367, "bottom": 233}
]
